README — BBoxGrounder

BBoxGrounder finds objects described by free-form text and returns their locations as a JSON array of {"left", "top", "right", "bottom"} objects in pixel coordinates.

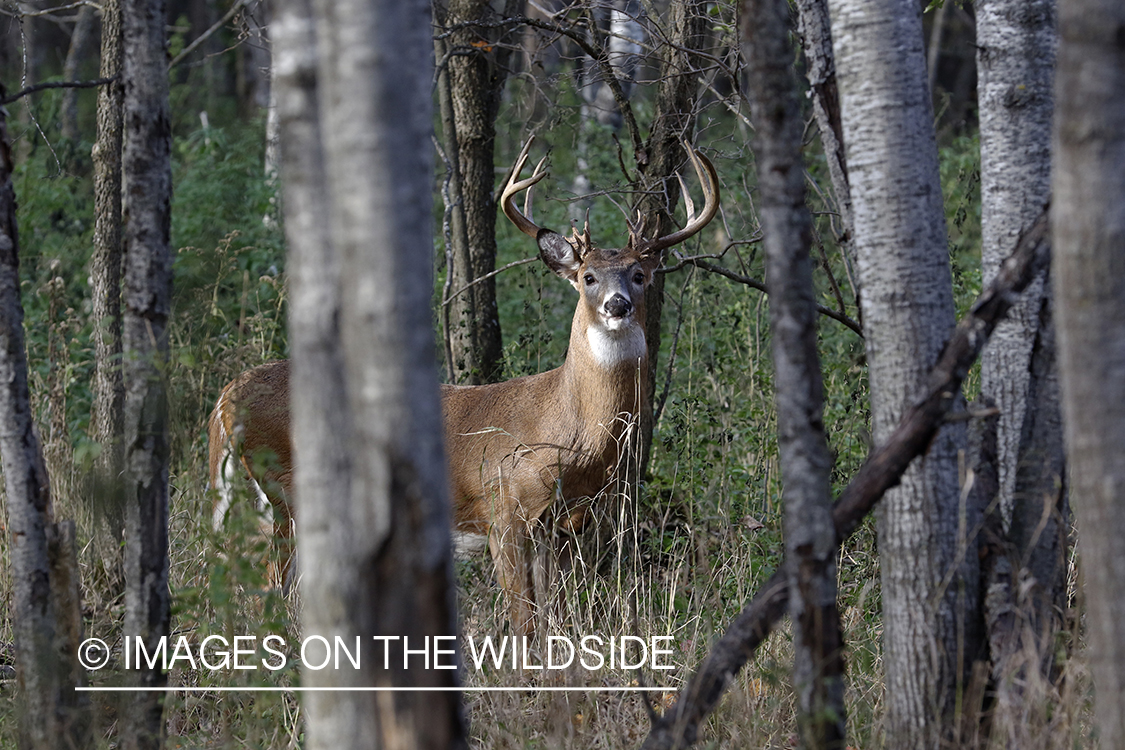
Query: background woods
[{"left": 0, "top": 0, "right": 1120, "bottom": 748}]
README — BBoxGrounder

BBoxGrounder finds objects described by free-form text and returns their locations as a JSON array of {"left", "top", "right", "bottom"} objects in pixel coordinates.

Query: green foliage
[
  {"left": 941, "top": 133, "right": 983, "bottom": 316},
  {"left": 6, "top": 103, "right": 290, "bottom": 744},
  {"left": 1, "top": 25, "right": 1047, "bottom": 746}
]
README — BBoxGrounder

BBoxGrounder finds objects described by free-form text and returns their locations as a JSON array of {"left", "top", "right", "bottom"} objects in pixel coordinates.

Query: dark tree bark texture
[
  {"left": 743, "top": 0, "right": 846, "bottom": 746},
  {"left": 90, "top": 0, "right": 126, "bottom": 520},
  {"left": 0, "top": 92, "right": 90, "bottom": 750},
  {"left": 636, "top": 0, "right": 708, "bottom": 477},
  {"left": 435, "top": 0, "right": 521, "bottom": 384},
  {"left": 119, "top": 0, "right": 174, "bottom": 744}
]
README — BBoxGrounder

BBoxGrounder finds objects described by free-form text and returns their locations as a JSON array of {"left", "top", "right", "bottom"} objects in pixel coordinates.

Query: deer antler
[
  {"left": 501, "top": 137, "right": 550, "bottom": 240},
  {"left": 632, "top": 139, "right": 721, "bottom": 257}
]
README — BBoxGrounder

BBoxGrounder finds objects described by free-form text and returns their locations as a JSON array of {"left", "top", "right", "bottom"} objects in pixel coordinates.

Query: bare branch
[
  {"left": 641, "top": 206, "right": 1051, "bottom": 750},
  {"left": 0, "top": 75, "right": 117, "bottom": 105},
  {"left": 661, "top": 252, "right": 864, "bottom": 337},
  {"left": 168, "top": 0, "right": 249, "bottom": 70},
  {"left": 441, "top": 256, "right": 539, "bottom": 308}
]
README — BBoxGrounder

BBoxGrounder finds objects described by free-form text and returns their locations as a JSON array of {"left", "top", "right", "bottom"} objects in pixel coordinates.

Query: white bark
[
  {"left": 976, "top": 0, "right": 1057, "bottom": 524},
  {"left": 278, "top": 0, "right": 466, "bottom": 745},
  {"left": 827, "top": 0, "right": 975, "bottom": 745},
  {"left": 0, "top": 103, "right": 70, "bottom": 750},
  {"left": 1053, "top": 0, "right": 1125, "bottom": 745}
]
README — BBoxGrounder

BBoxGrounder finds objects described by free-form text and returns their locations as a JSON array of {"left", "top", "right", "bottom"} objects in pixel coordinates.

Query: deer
[{"left": 208, "top": 138, "right": 719, "bottom": 636}]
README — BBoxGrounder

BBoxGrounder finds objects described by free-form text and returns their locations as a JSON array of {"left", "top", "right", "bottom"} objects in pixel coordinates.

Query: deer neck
[{"left": 560, "top": 310, "right": 649, "bottom": 433}]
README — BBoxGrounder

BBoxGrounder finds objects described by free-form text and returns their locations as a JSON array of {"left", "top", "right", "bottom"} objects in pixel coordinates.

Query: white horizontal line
[{"left": 77, "top": 685, "right": 677, "bottom": 693}]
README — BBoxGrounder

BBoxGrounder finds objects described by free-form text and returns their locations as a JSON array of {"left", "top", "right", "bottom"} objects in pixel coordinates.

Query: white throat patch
[{"left": 587, "top": 324, "right": 646, "bottom": 368}]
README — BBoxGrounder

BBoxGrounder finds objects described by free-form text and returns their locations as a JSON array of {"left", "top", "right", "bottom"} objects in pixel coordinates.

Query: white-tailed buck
[{"left": 209, "top": 138, "right": 719, "bottom": 635}]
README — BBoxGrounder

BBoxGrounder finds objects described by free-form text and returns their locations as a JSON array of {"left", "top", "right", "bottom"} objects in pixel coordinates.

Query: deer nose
[{"left": 605, "top": 294, "right": 633, "bottom": 318}]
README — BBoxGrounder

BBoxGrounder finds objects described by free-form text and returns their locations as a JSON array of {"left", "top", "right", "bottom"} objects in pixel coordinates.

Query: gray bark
[
  {"left": 976, "top": 2, "right": 1066, "bottom": 721},
  {"left": 637, "top": 0, "right": 707, "bottom": 477},
  {"left": 794, "top": 0, "right": 854, "bottom": 273},
  {"left": 284, "top": 0, "right": 467, "bottom": 745},
  {"left": 90, "top": 0, "right": 126, "bottom": 522},
  {"left": 977, "top": 0, "right": 1058, "bottom": 526},
  {"left": 0, "top": 91, "right": 90, "bottom": 750},
  {"left": 642, "top": 210, "right": 1051, "bottom": 750},
  {"left": 826, "top": 0, "right": 977, "bottom": 745},
  {"left": 742, "top": 0, "right": 845, "bottom": 746},
  {"left": 1053, "top": 0, "right": 1125, "bottom": 745},
  {"left": 119, "top": 0, "right": 173, "bottom": 744}
]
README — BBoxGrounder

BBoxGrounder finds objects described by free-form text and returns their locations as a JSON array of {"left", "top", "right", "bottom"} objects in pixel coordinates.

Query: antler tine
[
  {"left": 640, "top": 139, "right": 721, "bottom": 256},
  {"left": 502, "top": 137, "right": 552, "bottom": 239},
  {"left": 676, "top": 172, "right": 696, "bottom": 224}
]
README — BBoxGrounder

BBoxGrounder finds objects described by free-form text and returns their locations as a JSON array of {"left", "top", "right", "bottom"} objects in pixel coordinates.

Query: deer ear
[{"left": 537, "top": 230, "right": 582, "bottom": 286}]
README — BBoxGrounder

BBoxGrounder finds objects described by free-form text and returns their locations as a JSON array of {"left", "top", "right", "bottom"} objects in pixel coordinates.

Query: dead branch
[
  {"left": 641, "top": 205, "right": 1050, "bottom": 750},
  {"left": 0, "top": 76, "right": 117, "bottom": 105},
  {"left": 661, "top": 253, "right": 864, "bottom": 337},
  {"left": 168, "top": 0, "right": 248, "bottom": 70}
]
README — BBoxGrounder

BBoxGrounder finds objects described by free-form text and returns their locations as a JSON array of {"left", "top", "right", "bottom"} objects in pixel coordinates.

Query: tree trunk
[
  {"left": 0, "top": 89, "right": 91, "bottom": 750},
  {"left": 826, "top": 0, "right": 978, "bottom": 745},
  {"left": 119, "top": 0, "right": 173, "bottom": 744},
  {"left": 1053, "top": 0, "right": 1125, "bottom": 745},
  {"left": 742, "top": 0, "right": 846, "bottom": 746},
  {"left": 637, "top": 0, "right": 708, "bottom": 478},
  {"left": 236, "top": 0, "right": 271, "bottom": 116},
  {"left": 435, "top": 0, "right": 520, "bottom": 384},
  {"left": 62, "top": 5, "right": 97, "bottom": 141},
  {"left": 794, "top": 0, "right": 854, "bottom": 277},
  {"left": 90, "top": 0, "right": 126, "bottom": 527},
  {"left": 976, "top": 4, "right": 1065, "bottom": 731},
  {"left": 286, "top": 0, "right": 467, "bottom": 745},
  {"left": 976, "top": 0, "right": 1059, "bottom": 536}
]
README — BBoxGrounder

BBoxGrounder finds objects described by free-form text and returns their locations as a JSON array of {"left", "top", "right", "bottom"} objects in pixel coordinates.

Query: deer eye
[
  {"left": 633, "top": 271, "right": 645, "bottom": 285},
  {"left": 584, "top": 274, "right": 596, "bottom": 286}
]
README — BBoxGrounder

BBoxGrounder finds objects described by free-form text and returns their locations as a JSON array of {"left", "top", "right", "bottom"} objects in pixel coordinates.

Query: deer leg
[{"left": 489, "top": 515, "right": 537, "bottom": 638}]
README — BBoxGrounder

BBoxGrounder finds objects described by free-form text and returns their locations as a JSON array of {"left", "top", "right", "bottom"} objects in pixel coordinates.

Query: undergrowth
[{"left": 0, "top": 84, "right": 1095, "bottom": 749}]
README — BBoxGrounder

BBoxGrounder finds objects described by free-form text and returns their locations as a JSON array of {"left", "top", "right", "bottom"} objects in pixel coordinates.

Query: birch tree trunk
[
  {"left": 1053, "top": 0, "right": 1125, "bottom": 745},
  {"left": 826, "top": 0, "right": 978, "bottom": 745},
  {"left": 283, "top": 0, "right": 466, "bottom": 745},
  {"left": 743, "top": 0, "right": 845, "bottom": 745},
  {"left": 119, "top": 0, "right": 173, "bottom": 743},
  {"left": 976, "top": 0, "right": 1061, "bottom": 535},
  {"left": 0, "top": 88, "right": 91, "bottom": 750},
  {"left": 976, "top": 0, "right": 1067, "bottom": 732}
]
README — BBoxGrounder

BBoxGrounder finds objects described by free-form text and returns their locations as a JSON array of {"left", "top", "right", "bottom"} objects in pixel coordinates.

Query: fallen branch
[{"left": 641, "top": 206, "right": 1050, "bottom": 750}]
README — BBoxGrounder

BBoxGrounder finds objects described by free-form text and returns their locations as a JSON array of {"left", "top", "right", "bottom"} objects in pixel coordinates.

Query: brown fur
[{"left": 209, "top": 142, "right": 718, "bottom": 634}]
